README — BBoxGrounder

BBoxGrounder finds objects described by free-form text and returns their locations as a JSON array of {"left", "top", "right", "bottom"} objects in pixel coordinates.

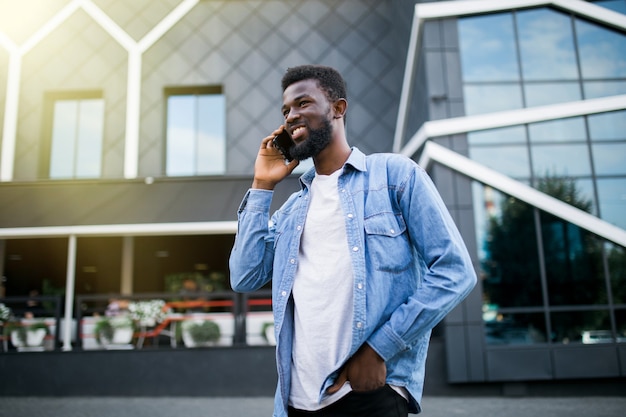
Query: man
[{"left": 229, "top": 65, "right": 476, "bottom": 417}]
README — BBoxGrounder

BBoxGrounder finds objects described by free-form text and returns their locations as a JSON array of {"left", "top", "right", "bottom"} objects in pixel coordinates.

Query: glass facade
[{"left": 459, "top": 6, "right": 626, "bottom": 346}]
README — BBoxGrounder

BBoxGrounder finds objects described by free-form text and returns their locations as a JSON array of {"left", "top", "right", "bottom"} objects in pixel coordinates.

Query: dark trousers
[{"left": 288, "top": 385, "right": 409, "bottom": 417}]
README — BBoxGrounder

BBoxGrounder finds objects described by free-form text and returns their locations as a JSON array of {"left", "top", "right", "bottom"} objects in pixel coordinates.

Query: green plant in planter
[
  {"left": 0, "top": 303, "right": 11, "bottom": 323},
  {"left": 94, "top": 315, "right": 134, "bottom": 345},
  {"left": 4, "top": 320, "right": 49, "bottom": 346},
  {"left": 182, "top": 320, "right": 220, "bottom": 345}
]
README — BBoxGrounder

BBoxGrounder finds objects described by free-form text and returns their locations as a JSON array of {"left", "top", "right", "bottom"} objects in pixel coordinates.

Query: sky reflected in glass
[
  {"left": 50, "top": 98, "right": 104, "bottom": 179},
  {"left": 517, "top": 8, "right": 579, "bottom": 81},
  {"left": 166, "top": 94, "right": 225, "bottom": 176},
  {"left": 528, "top": 117, "right": 586, "bottom": 143},
  {"left": 576, "top": 18, "right": 626, "bottom": 78},
  {"left": 458, "top": 13, "right": 519, "bottom": 82}
]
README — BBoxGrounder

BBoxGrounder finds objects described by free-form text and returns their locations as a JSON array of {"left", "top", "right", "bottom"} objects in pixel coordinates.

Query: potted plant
[
  {"left": 181, "top": 319, "right": 220, "bottom": 347},
  {"left": 4, "top": 319, "right": 49, "bottom": 350},
  {"left": 261, "top": 321, "right": 276, "bottom": 346},
  {"left": 0, "top": 303, "right": 10, "bottom": 324},
  {"left": 128, "top": 299, "right": 168, "bottom": 327},
  {"left": 94, "top": 315, "right": 135, "bottom": 347}
]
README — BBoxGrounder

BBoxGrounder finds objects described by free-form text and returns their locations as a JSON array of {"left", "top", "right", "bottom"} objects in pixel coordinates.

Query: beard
[{"left": 290, "top": 117, "right": 333, "bottom": 161}]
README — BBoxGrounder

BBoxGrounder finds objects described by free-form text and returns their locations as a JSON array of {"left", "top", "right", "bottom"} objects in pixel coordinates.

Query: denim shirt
[{"left": 229, "top": 148, "right": 476, "bottom": 416}]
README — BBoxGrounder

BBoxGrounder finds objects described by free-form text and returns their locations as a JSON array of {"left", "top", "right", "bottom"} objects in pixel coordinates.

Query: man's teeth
[{"left": 293, "top": 127, "right": 305, "bottom": 136}]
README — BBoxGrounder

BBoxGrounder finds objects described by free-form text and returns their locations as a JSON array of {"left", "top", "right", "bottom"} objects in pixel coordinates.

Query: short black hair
[{"left": 281, "top": 65, "right": 347, "bottom": 103}]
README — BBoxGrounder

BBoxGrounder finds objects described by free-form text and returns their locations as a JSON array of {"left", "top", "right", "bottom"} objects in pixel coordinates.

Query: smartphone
[{"left": 272, "top": 129, "right": 295, "bottom": 162}]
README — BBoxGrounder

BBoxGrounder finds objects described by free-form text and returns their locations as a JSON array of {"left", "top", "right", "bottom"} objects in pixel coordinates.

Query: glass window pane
[
  {"left": 615, "top": 309, "right": 626, "bottom": 343},
  {"left": 484, "top": 311, "right": 547, "bottom": 345},
  {"left": 531, "top": 144, "right": 591, "bottom": 177},
  {"left": 594, "top": 0, "right": 626, "bottom": 14},
  {"left": 607, "top": 243, "right": 626, "bottom": 305},
  {"left": 524, "top": 82, "right": 582, "bottom": 107},
  {"left": 468, "top": 126, "right": 526, "bottom": 146},
  {"left": 541, "top": 212, "right": 607, "bottom": 306},
  {"left": 576, "top": 18, "right": 626, "bottom": 78},
  {"left": 167, "top": 95, "right": 195, "bottom": 176},
  {"left": 470, "top": 146, "right": 530, "bottom": 178},
  {"left": 166, "top": 91, "right": 226, "bottom": 177},
  {"left": 76, "top": 99, "right": 104, "bottom": 178},
  {"left": 517, "top": 8, "right": 579, "bottom": 80},
  {"left": 463, "top": 84, "right": 523, "bottom": 115},
  {"left": 50, "top": 100, "right": 78, "bottom": 179},
  {"left": 592, "top": 143, "right": 626, "bottom": 175},
  {"left": 588, "top": 110, "right": 626, "bottom": 141},
  {"left": 196, "top": 94, "right": 226, "bottom": 175},
  {"left": 458, "top": 13, "right": 519, "bottom": 82},
  {"left": 597, "top": 178, "right": 626, "bottom": 229},
  {"left": 528, "top": 117, "right": 587, "bottom": 143},
  {"left": 474, "top": 184, "right": 544, "bottom": 307},
  {"left": 551, "top": 310, "right": 611, "bottom": 343},
  {"left": 584, "top": 80, "right": 626, "bottom": 98}
]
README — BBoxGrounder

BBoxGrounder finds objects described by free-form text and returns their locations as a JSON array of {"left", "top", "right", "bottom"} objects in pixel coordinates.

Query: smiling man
[{"left": 229, "top": 65, "right": 476, "bottom": 417}]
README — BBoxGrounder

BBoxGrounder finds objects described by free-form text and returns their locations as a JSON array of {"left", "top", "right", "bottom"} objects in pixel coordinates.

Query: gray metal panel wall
[{"left": 419, "top": 17, "right": 485, "bottom": 383}]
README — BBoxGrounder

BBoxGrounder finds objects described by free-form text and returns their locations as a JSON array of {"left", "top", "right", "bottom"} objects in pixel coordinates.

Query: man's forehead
[{"left": 283, "top": 78, "right": 323, "bottom": 100}]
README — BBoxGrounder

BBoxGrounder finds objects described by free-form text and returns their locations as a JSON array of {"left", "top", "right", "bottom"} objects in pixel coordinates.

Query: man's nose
[{"left": 285, "top": 108, "right": 300, "bottom": 123}]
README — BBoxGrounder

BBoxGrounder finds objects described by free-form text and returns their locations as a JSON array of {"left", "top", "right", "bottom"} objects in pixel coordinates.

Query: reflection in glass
[
  {"left": 596, "top": 178, "right": 626, "bottom": 229},
  {"left": 584, "top": 80, "right": 626, "bottom": 98},
  {"left": 476, "top": 185, "right": 543, "bottom": 308},
  {"left": 551, "top": 310, "right": 611, "bottom": 343},
  {"left": 50, "top": 98, "right": 104, "bottom": 179},
  {"left": 166, "top": 93, "right": 226, "bottom": 176},
  {"left": 588, "top": 110, "right": 626, "bottom": 140},
  {"left": 517, "top": 8, "right": 578, "bottom": 80},
  {"left": 524, "top": 82, "right": 581, "bottom": 107},
  {"left": 468, "top": 126, "right": 526, "bottom": 145},
  {"left": 463, "top": 84, "right": 523, "bottom": 115},
  {"left": 470, "top": 145, "right": 530, "bottom": 178},
  {"left": 594, "top": 0, "right": 626, "bottom": 15},
  {"left": 576, "top": 18, "right": 626, "bottom": 78},
  {"left": 483, "top": 311, "right": 546, "bottom": 345},
  {"left": 531, "top": 144, "right": 592, "bottom": 177},
  {"left": 537, "top": 177, "right": 606, "bottom": 306},
  {"left": 615, "top": 309, "right": 626, "bottom": 343},
  {"left": 607, "top": 243, "right": 626, "bottom": 305},
  {"left": 568, "top": 178, "right": 598, "bottom": 216},
  {"left": 458, "top": 13, "right": 519, "bottom": 82},
  {"left": 592, "top": 143, "right": 626, "bottom": 175},
  {"left": 528, "top": 117, "right": 586, "bottom": 143}
]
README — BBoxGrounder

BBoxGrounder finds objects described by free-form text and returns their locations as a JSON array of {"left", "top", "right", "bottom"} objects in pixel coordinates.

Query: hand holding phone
[{"left": 272, "top": 129, "right": 295, "bottom": 162}]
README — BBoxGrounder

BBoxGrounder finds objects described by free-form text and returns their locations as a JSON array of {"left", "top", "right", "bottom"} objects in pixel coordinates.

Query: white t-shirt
[{"left": 289, "top": 169, "right": 354, "bottom": 410}]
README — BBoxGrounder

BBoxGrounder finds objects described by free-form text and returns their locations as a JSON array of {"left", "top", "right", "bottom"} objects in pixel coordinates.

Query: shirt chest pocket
[{"left": 364, "top": 212, "right": 412, "bottom": 273}]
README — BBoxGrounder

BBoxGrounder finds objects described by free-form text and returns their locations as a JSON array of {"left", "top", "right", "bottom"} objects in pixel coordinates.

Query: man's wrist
[{"left": 252, "top": 179, "right": 277, "bottom": 190}]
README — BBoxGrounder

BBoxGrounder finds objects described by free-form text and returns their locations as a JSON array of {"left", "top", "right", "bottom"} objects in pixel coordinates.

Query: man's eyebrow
[{"left": 281, "top": 94, "right": 312, "bottom": 112}]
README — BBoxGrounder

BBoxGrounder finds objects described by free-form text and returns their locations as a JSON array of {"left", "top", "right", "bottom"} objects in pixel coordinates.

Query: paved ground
[{"left": 1, "top": 396, "right": 625, "bottom": 417}]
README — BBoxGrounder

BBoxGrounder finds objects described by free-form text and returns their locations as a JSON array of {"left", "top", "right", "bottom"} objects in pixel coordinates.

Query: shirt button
[
  {"left": 297, "top": 225, "right": 302, "bottom": 230},
  {"left": 290, "top": 259, "right": 296, "bottom": 264},
  {"left": 356, "top": 322, "right": 363, "bottom": 329},
  {"left": 352, "top": 246, "right": 359, "bottom": 252},
  {"left": 347, "top": 213, "right": 353, "bottom": 219},
  {"left": 357, "top": 283, "right": 363, "bottom": 290},
  {"left": 390, "top": 229, "right": 395, "bottom": 234},
  {"left": 281, "top": 291, "right": 287, "bottom": 297}
]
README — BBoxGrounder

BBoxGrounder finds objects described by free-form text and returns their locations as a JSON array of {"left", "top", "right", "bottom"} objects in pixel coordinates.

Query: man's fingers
[{"left": 326, "top": 369, "right": 348, "bottom": 395}]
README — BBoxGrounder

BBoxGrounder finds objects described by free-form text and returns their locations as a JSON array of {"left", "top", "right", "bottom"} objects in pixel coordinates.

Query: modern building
[{"left": 0, "top": 0, "right": 624, "bottom": 396}]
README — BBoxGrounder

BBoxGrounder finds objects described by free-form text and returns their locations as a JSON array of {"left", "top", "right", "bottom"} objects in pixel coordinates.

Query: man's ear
[{"left": 333, "top": 98, "right": 347, "bottom": 119}]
